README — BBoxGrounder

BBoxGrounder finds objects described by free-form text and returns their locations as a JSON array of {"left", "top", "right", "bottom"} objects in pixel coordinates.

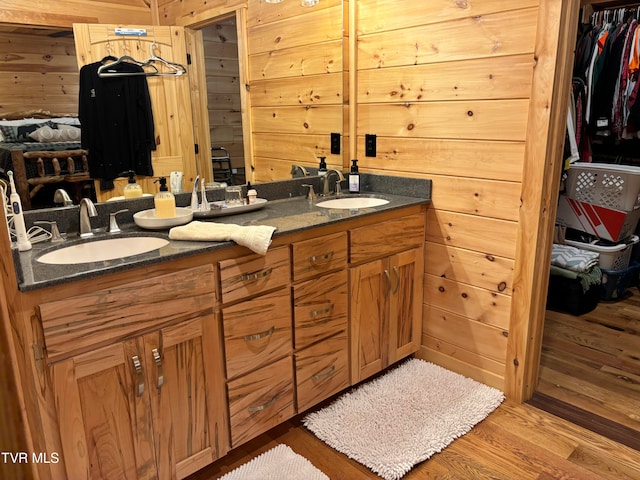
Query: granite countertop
[{"left": 12, "top": 174, "right": 431, "bottom": 291}]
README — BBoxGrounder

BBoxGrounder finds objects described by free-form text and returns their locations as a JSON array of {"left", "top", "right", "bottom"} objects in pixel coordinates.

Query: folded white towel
[{"left": 169, "top": 221, "right": 277, "bottom": 255}]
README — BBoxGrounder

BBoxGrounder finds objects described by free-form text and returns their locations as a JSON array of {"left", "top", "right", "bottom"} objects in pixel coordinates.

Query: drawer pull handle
[
  {"left": 309, "top": 251, "right": 334, "bottom": 265},
  {"left": 132, "top": 355, "right": 144, "bottom": 397},
  {"left": 392, "top": 266, "right": 400, "bottom": 294},
  {"left": 247, "top": 394, "right": 279, "bottom": 413},
  {"left": 152, "top": 348, "right": 164, "bottom": 390},
  {"left": 240, "top": 267, "right": 272, "bottom": 282},
  {"left": 310, "top": 303, "right": 334, "bottom": 318},
  {"left": 384, "top": 269, "right": 392, "bottom": 297},
  {"left": 312, "top": 365, "right": 336, "bottom": 381},
  {"left": 244, "top": 326, "right": 275, "bottom": 342}
]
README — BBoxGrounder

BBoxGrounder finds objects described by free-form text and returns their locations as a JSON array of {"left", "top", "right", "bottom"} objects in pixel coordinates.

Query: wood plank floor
[
  {"left": 186, "top": 286, "right": 640, "bottom": 479},
  {"left": 533, "top": 283, "right": 640, "bottom": 447},
  {"left": 189, "top": 399, "right": 640, "bottom": 479}
]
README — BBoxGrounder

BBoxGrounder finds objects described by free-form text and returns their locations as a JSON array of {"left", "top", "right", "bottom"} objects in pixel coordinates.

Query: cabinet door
[
  {"left": 146, "top": 315, "right": 228, "bottom": 480},
  {"left": 388, "top": 248, "right": 424, "bottom": 364},
  {"left": 349, "top": 258, "right": 389, "bottom": 383},
  {"left": 52, "top": 339, "right": 157, "bottom": 480}
]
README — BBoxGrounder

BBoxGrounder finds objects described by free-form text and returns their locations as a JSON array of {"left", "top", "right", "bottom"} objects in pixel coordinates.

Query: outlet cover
[
  {"left": 365, "top": 134, "right": 377, "bottom": 157},
  {"left": 331, "top": 132, "right": 341, "bottom": 154}
]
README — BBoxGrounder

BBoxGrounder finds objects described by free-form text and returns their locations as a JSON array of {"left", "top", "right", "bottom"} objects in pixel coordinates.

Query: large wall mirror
[{"left": 0, "top": 0, "right": 344, "bottom": 211}]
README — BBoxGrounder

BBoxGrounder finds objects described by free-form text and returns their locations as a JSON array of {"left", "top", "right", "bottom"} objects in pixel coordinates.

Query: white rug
[
  {"left": 303, "top": 358, "right": 505, "bottom": 480},
  {"left": 218, "top": 444, "right": 329, "bottom": 480}
]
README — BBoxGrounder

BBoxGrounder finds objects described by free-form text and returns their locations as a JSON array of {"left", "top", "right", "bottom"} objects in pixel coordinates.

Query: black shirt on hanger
[{"left": 78, "top": 59, "right": 156, "bottom": 187}]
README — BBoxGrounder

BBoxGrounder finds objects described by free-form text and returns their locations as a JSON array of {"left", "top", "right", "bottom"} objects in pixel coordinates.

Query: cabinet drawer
[
  {"left": 227, "top": 356, "right": 295, "bottom": 448},
  {"left": 350, "top": 213, "right": 425, "bottom": 264},
  {"left": 38, "top": 265, "right": 216, "bottom": 362},
  {"left": 223, "top": 288, "right": 292, "bottom": 379},
  {"left": 295, "top": 332, "right": 349, "bottom": 413},
  {"left": 293, "top": 271, "right": 347, "bottom": 349},
  {"left": 219, "top": 246, "right": 290, "bottom": 304},
  {"left": 292, "top": 232, "right": 347, "bottom": 282}
]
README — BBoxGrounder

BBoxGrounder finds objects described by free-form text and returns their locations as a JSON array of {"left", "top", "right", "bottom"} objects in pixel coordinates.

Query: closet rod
[{"left": 589, "top": 1, "right": 640, "bottom": 11}]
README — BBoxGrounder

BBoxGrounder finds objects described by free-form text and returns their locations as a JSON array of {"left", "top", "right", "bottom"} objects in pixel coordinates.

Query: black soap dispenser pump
[
  {"left": 318, "top": 156, "right": 328, "bottom": 176},
  {"left": 349, "top": 159, "right": 360, "bottom": 193}
]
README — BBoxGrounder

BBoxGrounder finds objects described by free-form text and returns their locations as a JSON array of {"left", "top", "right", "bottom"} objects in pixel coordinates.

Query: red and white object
[
  {"left": 556, "top": 194, "right": 640, "bottom": 242},
  {"left": 565, "top": 162, "right": 640, "bottom": 211}
]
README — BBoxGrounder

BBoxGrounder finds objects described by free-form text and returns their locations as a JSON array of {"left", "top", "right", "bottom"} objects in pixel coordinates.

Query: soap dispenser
[
  {"left": 348, "top": 159, "right": 360, "bottom": 193},
  {"left": 154, "top": 177, "right": 177, "bottom": 218},
  {"left": 318, "top": 156, "right": 328, "bottom": 176},
  {"left": 123, "top": 170, "right": 143, "bottom": 199}
]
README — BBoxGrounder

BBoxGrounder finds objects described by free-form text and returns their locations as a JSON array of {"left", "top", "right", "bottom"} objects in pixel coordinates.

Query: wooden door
[
  {"left": 52, "top": 339, "right": 157, "bottom": 480},
  {"left": 349, "top": 258, "right": 389, "bottom": 383},
  {"left": 388, "top": 248, "right": 424, "bottom": 364},
  {"left": 73, "top": 23, "right": 197, "bottom": 200},
  {"left": 145, "top": 315, "right": 229, "bottom": 480}
]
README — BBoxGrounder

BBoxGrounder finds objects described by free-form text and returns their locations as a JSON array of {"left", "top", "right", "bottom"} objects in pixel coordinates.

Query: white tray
[
  {"left": 192, "top": 198, "right": 268, "bottom": 218},
  {"left": 133, "top": 207, "right": 193, "bottom": 230}
]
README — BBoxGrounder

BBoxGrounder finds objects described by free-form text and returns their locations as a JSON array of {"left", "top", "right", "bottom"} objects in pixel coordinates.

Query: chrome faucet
[
  {"left": 321, "top": 169, "right": 345, "bottom": 196},
  {"left": 54, "top": 188, "right": 73, "bottom": 206},
  {"left": 79, "top": 197, "right": 97, "bottom": 237},
  {"left": 291, "top": 164, "right": 310, "bottom": 178}
]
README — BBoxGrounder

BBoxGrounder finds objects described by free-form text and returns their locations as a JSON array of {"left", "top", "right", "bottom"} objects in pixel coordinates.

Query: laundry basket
[
  {"left": 565, "top": 162, "right": 640, "bottom": 211},
  {"left": 565, "top": 235, "right": 639, "bottom": 270}
]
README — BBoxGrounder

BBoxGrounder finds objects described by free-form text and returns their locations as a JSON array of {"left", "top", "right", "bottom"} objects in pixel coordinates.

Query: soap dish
[{"left": 133, "top": 207, "right": 193, "bottom": 230}]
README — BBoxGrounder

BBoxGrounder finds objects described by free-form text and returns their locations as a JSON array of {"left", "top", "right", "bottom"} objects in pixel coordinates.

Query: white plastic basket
[
  {"left": 565, "top": 235, "right": 639, "bottom": 270},
  {"left": 565, "top": 162, "right": 640, "bottom": 211}
]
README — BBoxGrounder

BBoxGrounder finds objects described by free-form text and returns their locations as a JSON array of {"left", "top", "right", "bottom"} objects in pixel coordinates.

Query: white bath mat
[
  {"left": 303, "top": 358, "right": 505, "bottom": 480},
  {"left": 218, "top": 444, "right": 329, "bottom": 480}
]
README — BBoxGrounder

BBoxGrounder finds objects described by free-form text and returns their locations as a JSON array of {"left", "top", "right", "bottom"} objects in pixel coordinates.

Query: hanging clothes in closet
[
  {"left": 78, "top": 58, "right": 156, "bottom": 190},
  {"left": 572, "top": 5, "right": 640, "bottom": 155}
]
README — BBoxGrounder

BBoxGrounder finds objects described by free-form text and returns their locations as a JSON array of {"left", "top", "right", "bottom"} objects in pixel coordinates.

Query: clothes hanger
[
  {"left": 97, "top": 55, "right": 160, "bottom": 78},
  {"left": 142, "top": 41, "right": 187, "bottom": 76}
]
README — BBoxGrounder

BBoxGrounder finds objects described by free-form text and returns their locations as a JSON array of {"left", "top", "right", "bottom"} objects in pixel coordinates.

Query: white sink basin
[
  {"left": 37, "top": 237, "right": 170, "bottom": 265},
  {"left": 315, "top": 197, "right": 390, "bottom": 210}
]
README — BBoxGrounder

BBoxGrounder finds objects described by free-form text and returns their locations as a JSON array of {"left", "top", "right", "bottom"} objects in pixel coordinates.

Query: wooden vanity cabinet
[
  {"left": 39, "top": 264, "right": 228, "bottom": 480},
  {"left": 349, "top": 214, "right": 425, "bottom": 384},
  {"left": 218, "top": 246, "right": 295, "bottom": 448},
  {"left": 292, "top": 232, "right": 350, "bottom": 412}
]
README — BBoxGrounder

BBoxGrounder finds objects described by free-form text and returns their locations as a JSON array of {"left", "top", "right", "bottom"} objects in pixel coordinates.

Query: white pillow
[
  {"left": 29, "top": 124, "right": 81, "bottom": 142},
  {"left": 0, "top": 117, "right": 80, "bottom": 126}
]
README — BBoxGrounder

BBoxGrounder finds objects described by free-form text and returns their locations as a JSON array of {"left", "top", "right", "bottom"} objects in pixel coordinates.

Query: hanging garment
[{"left": 78, "top": 59, "right": 156, "bottom": 186}]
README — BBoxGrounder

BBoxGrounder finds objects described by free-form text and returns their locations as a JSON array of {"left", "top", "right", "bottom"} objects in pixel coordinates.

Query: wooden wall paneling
[
  {"left": 247, "top": 0, "right": 344, "bottom": 177},
  {"left": 356, "top": 0, "right": 539, "bottom": 35},
  {"left": 423, "top": 305, "right": 509, "bottom": 365},
  {"left": 358, "top": 55, "right": 535, "bottom": 104},
  {"left": 425, "top": 241, "right": 514, "bottom": 296},
  {"left": 357, "top": 8, "right": 538, "bottom": 70},
  {"left": 185, "top": 27, "right": 213, "bottom": 184},
  {"left": 160, "top": 0, "right": 246, "bottom": 28},
  {"left": 0, "top": 32, "right": 79, "bottom": 116},
  {"left": 506, "top": 0, "right": 581, "bottom": 402},
  {"left": 357, "top": 100, "right": 530, "bottom": 142},
  {"left": 424, "top": 274, "right": 511, "bottom": 331},
  {"left": 203, "top": 17, "right": 245, "bottom": 173},
  {"left": 426, "top": 210, "right": 518, "bottom": 262},
  {"left": 0, "top": 0, "right": 152, "bottom": 29},
  {"left": 414, "top": 174, "right": 522, "bottom": 222},
  {"left": 248, "top": 40, "right": 343, "bottom": 80},
  {"left": 354, "top": 137, "right": 525, "bottom": 182}
]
